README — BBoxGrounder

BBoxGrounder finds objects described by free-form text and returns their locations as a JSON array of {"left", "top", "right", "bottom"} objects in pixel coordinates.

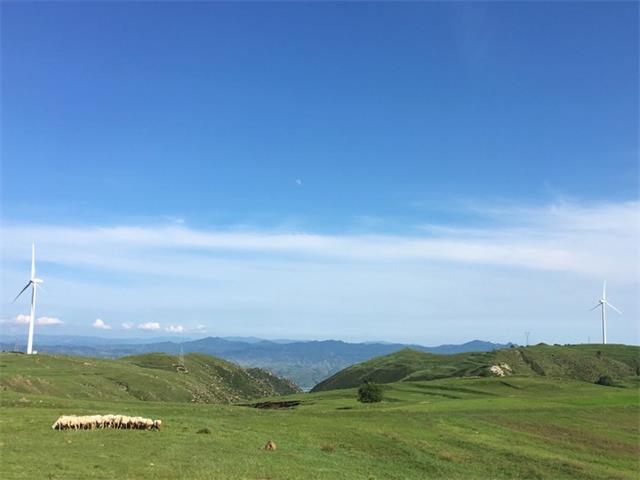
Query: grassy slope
[
  {"left": 312, "top": 344, "right": 640, "bottom": 392},
  {"left": 0, "top": 375, "right": 638, "bottom": 479},
  {"left": 0, "top": 352, "right": 300, "bottom": 404}
]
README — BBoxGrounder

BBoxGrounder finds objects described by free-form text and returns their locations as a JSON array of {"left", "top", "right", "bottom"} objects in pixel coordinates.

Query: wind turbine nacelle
[{"left": 32, "top": 278, "right": 43, "bottom": 284}]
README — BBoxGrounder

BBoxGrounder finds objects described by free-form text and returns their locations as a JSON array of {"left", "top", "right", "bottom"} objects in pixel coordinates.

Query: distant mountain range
[{"left": 0, "top": 334, "right": 511, "bottom": 390}]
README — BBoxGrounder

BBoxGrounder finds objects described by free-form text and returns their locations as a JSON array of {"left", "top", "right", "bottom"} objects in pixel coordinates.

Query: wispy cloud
[
  {"left": 92, "top": 318, "right": 111, "bottom": 330},
  {"left": 1, "top": 200, "right": 637, "bottom": 344},
  {"left": 1, "top": 200, "right": 637, "bottom": 280}
]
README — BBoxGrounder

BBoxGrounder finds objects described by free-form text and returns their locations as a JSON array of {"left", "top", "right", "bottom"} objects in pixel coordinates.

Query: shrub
[
  {"left": 595, "top": 375, "right": 614, "bottom": 387},
  {"left": 357, "top": 381, "right": 383, "bottom": 403},
  {"left": 196, "top": 427, "right": 211, "bottom": 434}
]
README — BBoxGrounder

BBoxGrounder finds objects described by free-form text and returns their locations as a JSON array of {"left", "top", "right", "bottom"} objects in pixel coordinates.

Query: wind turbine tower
[
  {"left": 590, "top": 281, "right": 622, "bottom": 345},
  {"left": 12, "top": 243, "right": 44, "bottom": 354}
]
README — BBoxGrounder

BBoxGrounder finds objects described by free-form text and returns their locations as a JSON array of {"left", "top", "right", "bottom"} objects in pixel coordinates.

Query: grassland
[
  {"left": 0, "top": 352, "right": 300, "bottom": 404},
  {"left": 1, "top": 349, "right": 639, "bottom": 479},
  {"left": 312, "top": 344, "right": 640, "bottom": 391}
]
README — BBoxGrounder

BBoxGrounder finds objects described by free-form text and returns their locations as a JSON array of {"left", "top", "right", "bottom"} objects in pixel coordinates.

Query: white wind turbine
[
  {"left": 12, "top": 243, "right": 44, "bottom": 354},
  {"left": 590, "top": 281, "right": 621, "bottom": 345}
]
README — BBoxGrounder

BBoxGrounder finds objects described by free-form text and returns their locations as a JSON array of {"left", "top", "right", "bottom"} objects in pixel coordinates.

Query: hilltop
[
  {"left": 0, "top": 335, "right": 510, "bottom": 390},
  {"left": 0, "top": 352, "right": 300, "bottom": 403},
  {"left": 311, "top": 344, "right": 640, "bottom": 392}
]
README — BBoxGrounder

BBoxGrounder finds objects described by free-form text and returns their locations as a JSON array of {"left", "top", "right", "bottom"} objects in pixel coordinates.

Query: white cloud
[
  {"left": 0, "top": 315, "right": 62, "bottom": 326},
  {"left": 121, "top": 323, "right": 132, "bottom": 330},
  {"left": 37, "top": 316, "right": 63, "bottom": 326},
  {"left": 92, "top": 318, "right": 111, "bottom": 330},
  {"left": 14, "top": 314, "right": 30, "bottom": 325},
  {"left": 1, "top": 200, "right": 637, "bottom": 344},
  {"left": 138, "top": 322, "right": 160, "bottom": 331},
  {"left": 1, "top": 200, "right": 636, "bottom": 280},
  {"left": 165, "top": 324, "right": 184, "bottom": 333}
]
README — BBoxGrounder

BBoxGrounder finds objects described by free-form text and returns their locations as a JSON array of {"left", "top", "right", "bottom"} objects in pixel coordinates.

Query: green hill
[
  {"left": 311, "top": 344, "right": 640, "bottom": 392},
  {"left": 0, "top": 345, "right": 638, "bottom": 479},
  {"left": 1, "top": 373, "right": 638, "bottom": 479},
  {"left": 0, "top": 352, "right": 300, "bottom": 403}
]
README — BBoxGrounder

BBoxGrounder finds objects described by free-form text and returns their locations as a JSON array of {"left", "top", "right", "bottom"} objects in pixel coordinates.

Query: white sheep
[{"left": 51, "top": 414, "right": 162, "bottom": 431}]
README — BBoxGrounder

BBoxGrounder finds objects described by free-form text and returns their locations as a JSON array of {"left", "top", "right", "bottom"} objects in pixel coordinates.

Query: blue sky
[{"left": 1, "top": 2, "right": 638, "bottom": 345}]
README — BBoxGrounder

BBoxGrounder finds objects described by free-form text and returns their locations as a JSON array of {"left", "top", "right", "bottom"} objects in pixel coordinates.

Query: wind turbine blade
[
  {"left": 589, "top": 303, "right": 601, "bottom": 311},
  {"left": 12, "top": 282, "right": 32, "bottom": 303},
  {"left": 605, "top": 301, "right": 622, "bottom": 314},
  {"left": 31, "top": 243, "right": 36, "bottom": 279},
  {"left": 602, "top": 280, "right": 606, "bottom": 301}
]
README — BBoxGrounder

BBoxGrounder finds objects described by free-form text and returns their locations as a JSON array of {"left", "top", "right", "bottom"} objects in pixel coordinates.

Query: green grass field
[
  {"left": 0, "top": 352, "right": 299, "bottom": 404},
  {"left": 1, "top": 349, "right": 639, "bottom": 479},
  {"left": 313, "top": 344, "right": 640, "bottom": 391}
]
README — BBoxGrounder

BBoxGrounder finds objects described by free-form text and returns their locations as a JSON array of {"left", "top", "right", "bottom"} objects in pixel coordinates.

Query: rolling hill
[
  {"left": 0, "top": 345, "right": 638, "bottom": 478},
  {"left": 0, "top": 352, "right": 300, "bottom": 403},
  {"left": 0, "top": 335, "right": 510, "bottom": 390},
  {"left": 311, "top": 344, "right": 640, "bottom": 391},
  {"left": 1, "top": 370, "right": 638, "bottom": 479}
]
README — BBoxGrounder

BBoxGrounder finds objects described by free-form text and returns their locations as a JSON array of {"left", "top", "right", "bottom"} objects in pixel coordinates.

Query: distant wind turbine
[
  {"left": 590, "top": 281, "right": 621, "bottom": 345},
  {"left": 12, "top": 243, "right": 44, "bottom": 355}
]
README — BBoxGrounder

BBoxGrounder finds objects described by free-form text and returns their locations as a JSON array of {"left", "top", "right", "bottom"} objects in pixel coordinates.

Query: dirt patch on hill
[{"left": 241, "top": 400, "right": 301, "bottom": 409}]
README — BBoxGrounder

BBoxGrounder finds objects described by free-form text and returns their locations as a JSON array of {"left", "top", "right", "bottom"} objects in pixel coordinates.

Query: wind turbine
[
  {"left": 590, "top": 281, "right": 621, "bottom": 345},
  {"left": 12, "top": 243, "right": 44, "bottom": 354}
]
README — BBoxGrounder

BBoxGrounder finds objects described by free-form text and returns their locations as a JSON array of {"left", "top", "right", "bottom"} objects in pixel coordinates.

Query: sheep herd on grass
[{"left": 52, "top": 414, "right": 162, "bottom": 431}]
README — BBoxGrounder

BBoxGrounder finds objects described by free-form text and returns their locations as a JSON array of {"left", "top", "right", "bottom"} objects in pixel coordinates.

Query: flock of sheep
[{"left": 52, "top": 414, "right": 162, "bottom": 431}]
